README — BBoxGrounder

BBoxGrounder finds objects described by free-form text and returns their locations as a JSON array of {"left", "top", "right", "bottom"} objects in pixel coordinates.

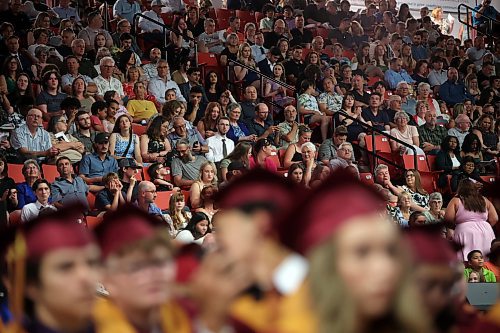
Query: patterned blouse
[
  {"left": 298, "top": 93, "right": 321, "bottom": 114},
  {"left": 401, "top": 185, "right": 429, "bottom": 210}
]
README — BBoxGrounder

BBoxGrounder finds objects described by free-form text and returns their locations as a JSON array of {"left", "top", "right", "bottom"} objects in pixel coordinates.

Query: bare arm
[
  {"left": 133, "top": 135, "right": 143, "bottom": 164},
  {"left": 108, "top": 133, "right": 117, "bottom": 156},
  {"left": 283, "top": 144, "right": 296, "bottom": 169},
  {"left": 173, "top": 175, "right": 195, "bottom": 187},
  {"left": 444, "top": 197, "right": 459, "bottom": 224},
  {"left": 189, "top": 182, "right": 201, "bottom": 209},
  {"left": 486, "top": 198, "right": 498, "bottom": 226}
]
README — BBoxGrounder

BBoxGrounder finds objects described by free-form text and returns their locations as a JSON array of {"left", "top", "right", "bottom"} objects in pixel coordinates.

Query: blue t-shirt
[
  {"left": 362, "top": 108, "right": 390, "bottom": 132},
  {"left": 473, "top": 4, "right": 499, "bottom": 26}
]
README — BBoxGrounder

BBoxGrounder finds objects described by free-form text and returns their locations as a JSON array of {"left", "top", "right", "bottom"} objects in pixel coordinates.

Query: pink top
[
  {"left": 455, "top": 199, "right": 488, "bottom": 224},
  {"left": 249, "top": 156, "right": 278, "bottom": 172},
  {"left": 390, "top": 125, "right": 418, "bottom": 146}
]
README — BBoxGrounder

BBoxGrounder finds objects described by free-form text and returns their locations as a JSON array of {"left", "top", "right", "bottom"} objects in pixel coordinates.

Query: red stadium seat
[
  {"left": 156, "top": 191, "right": 174, "bottom": 210},
  {"left": 403, "top": 155, "right": 429, "bottom": 172},
  {"left": 42, "top": 164, "right": 59, "bottom": 182},
  {"left": 9, "top": 210, "right": 22, "bottom": 226},
  {"left": 236, "top": 10, "right": 256, "bottom": 26},
  {"left": 426, "top": 155, "right": 438, "bottom": 171},
  {"left": 364, "top": 135, "right": 391, "bottom": 153},
  {"left": 8, "top": 164, "right": 25, "bottom": 183},
  {"left": 360, "top": 172, "right": 374, "bottom": 185},
  {"left": 215, "top": 8, "right": 233, "bottom": 30},
  {"left": 132, "top": 123, "right": 147, "bottom": 136},
  {"left": 86, "top": 216, "right": 103, "bottom": 229},
  {"left": 87, "top": 192, "right": 96, "bottom": 211}
]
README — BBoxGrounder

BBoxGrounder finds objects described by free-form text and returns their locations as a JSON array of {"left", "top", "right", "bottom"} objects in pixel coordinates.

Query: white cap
[{"left": 151, "top": 0, "right": 164, "bottom": 6}]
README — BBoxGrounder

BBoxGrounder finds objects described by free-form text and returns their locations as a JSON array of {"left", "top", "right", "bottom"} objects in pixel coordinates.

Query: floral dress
[{"left": 114, "top": 133, "right": 138, "bottom": 159}]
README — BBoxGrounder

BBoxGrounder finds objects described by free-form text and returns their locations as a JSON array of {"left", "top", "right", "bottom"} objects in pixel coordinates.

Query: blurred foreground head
[
  {"left": 94, "top": 205, "right": 174, "bottom": 310},
  {"left": 1, "top": 206, "right": 99, "bottom": 331},
  {"left": 281, "top": 170, "right": 432, "bottom": 333},
  {"left": 214, "top": 168, "right": 298, "bottom": 264}
]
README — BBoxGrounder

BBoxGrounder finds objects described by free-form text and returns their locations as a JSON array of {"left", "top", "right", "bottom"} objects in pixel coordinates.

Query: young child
[
  {"left": 90, "top": 100, "right": 106, "bottom": 132},
  {"left": 147, "top": 162, "right": 175, "bottom": 191},
  {"left": 468, "top": 271, "right": 480, "bottom": 283},
  {"left": 464, "top": 250, "right": 496, "bottom": 282}
]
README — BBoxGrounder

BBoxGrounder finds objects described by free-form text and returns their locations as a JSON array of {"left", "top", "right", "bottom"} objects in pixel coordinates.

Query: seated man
[
  {"left": 329, "top": 142, "right": 359, "bottom": 177},
  {"left": 10, "top": 108, "right": 58, "bottom": 164},
  {"left": 167, "top": 117, "right": 208, "bottom": 155},
  {"left": 61, "top": 55, "right": 96, "bottom": 94},
  {"left": 246, "top": 103, "right": 279, "bottom": 144},
  {"left": 384, "top": 57, "right": 416, "bottom": 90},
  {"left": 126, "top": 82, "right": 158, "bottom": 123},
  {"left": 95, "top": 172, "right": 126, "bottom": 212},
  {"left": 36, "top": 71, "right": 68, "bottom": 121},
  {"left": 171, "top": 138, "right": 207, "bottom": 187},
  {"left": 205, "top": 117, "right": 235, "bottom": 163},
  {"left": 277, "top": 105, "right": 299, "bottom": 150},
  {"left": 135, "top": 180, "right": 163, "bottom": 216},
  {"left": 51, "top": 156, "right": 98, "bottom": 210},
  {"left": 79, "top": 133, "right": 119, "bottom": 185},
  {"left": 417, "top": 109, "right": 447, "bottom": 155},
  {"left": 319, "top": 125, "right": 348, "bottom": 165},
  {"left": 439, "top": 67, "right": 472, "bottom": 107}
]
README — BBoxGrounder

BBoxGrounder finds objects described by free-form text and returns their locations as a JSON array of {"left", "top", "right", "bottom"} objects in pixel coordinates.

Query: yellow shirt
[
  {"left": 126, "top": 99, "right": 158, "bottom": 121},
  {"left": 93, "top": 298, "right": 192, "bottom": 333},
  {"left": 230, "top": 282, "right": 317, "bottom": 333}
]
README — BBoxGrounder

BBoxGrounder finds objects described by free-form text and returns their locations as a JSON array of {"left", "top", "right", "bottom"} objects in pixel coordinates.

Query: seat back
[
  {"left": 132, "top": 123, "right": 147, "bottom": 136},
  {"left": 156, "top": 191, "right": 174, "bottom": 210},
  {"left": 403, "top": 155, "right": 430, "bottom": 172},
  {"left": 8, "top": 164, "right": 25, "bottom": 183},
  {"left": 365, "top": 135, "right": 391, "bottom": 153},
  {"left": 42, "top": 164, "right": 59, "bottom": 182}
]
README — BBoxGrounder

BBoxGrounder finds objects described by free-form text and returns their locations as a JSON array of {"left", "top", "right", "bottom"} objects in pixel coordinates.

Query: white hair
[
  {"left": 99, "top": 56, "right": 115, "bottom": 67},
  {"left": 301, "top": 141, "right": 316, "bottom": 152}
]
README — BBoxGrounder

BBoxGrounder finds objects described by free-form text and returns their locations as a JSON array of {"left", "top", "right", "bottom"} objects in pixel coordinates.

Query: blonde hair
[
  {"left": 309, "top": 234, "right": 432, "bottom": 333},
  {"left": 197, "top": 161, "right": 218, "bottom": 185}
]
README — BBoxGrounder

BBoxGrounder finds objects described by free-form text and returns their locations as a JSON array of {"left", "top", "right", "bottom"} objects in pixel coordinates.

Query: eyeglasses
[
  {"left": 102, "top": 65, "right": 114, "bottom": 68},
  {"left": 145, "top": 189, "right": 157, "bottom": 193}
]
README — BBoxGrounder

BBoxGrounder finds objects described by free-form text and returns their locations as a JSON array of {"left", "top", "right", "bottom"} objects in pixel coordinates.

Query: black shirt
[
  {"left": 263, "top": 32, "right": 287, "bottom": 49},
  {"left": 289, "top": 28, "right": 314, "bottom": 47},
  {"left": 303, "top": 4, "right": 330, "bottom": 23}
]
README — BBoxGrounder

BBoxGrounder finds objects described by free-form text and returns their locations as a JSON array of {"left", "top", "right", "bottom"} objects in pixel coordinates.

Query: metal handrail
[
  {"left": 227, "top": 59, "right": 296, "bottom": 91},
  {"left": 133, "top": 13, "right": 170, "bottom": 55},
  {"left": 226, "top": 59, "right": 295, "bottom": 109},
  {"left": 458, "top": 3, "right": 500, "bottom": 41},
  {"left": 335, "top": 110, "right": 418, "bottom": 172}
]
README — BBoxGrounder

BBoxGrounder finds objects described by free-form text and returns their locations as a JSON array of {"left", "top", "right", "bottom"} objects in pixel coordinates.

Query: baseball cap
[
  {"left": 151, "top": 0, "right": 164, "bottom": 6},
  {"left": 94, "top": 132, "right": 109, "bottom": 144},
  {"left": 119, "top": 158, "right": 142, "bottom": 169}
]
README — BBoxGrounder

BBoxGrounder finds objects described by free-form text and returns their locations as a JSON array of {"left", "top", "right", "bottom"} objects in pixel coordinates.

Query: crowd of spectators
[{"left": 0, "top": 0, "right": 498, "bottom": 278}]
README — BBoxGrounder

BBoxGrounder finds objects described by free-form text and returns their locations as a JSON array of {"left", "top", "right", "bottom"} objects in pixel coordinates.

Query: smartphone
[{"left": 193, "top": 141, "right": 199, "bottom": 148}]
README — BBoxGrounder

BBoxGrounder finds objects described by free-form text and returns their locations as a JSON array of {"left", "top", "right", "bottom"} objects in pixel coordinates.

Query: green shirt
[
  {"left": 464, "top": 267, "right": 497, "bottom": 282},
  {"left": 418, "top": 124, "right": 448, "bottom": 148}
]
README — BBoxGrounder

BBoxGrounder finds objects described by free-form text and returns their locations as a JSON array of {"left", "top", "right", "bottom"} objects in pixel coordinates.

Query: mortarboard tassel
[{"left": 6, "top": 231, "right": 27, "bottom": 333}]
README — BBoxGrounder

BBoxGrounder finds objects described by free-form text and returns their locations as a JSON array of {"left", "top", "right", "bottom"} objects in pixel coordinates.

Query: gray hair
[
  {"left": 99, "top": 56, "right": 115, "bottom": 66},
  {"left": 22, "top": 159, "right": 40, "bottom": 174},
  {"left": 176, "top": 138, "right": 190, "bottom": 147},
  {"left": 394, "top": 111, "right": 410, "bottom": 121},
  {"left": 137, "top": 180, "right": 155, "bottom": 193},
  {"left": 228, "top": 103, "right": 241, "bottom": 113},
  {"left": 374, "top": 164, "right": 388, "bottom": 174},
  {"left": 417, "top": 82, "right": 431, "bottom": 92},
  {"left": 429, "top": 192, "right": 443, "bottom": 202},
  {"left": 301, "top": 141, "right": 316, "bottom": 152},
  {"left": 204, "top": 18, "right": 215, "bottom": 27},
  {"left": 396, "top": 81, "right": 409, "bottom": 90}
]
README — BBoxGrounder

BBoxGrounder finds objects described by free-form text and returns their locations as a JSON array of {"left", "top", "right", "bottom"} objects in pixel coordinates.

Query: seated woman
[
  {"left": 47, "top": 115, "right": 85, "bottom": 164},
  {"left": 164, "top": 191, "right": 192, "bottom": 233},
  {"left": 298, "top": 80, "right": 332, "bottom": 142},
  {"left": 451, "top": 156, "right": 482, "bottom": 192},
  {"left": 16, "top": 160, "right": 41, "bottom": 209},
  {"left": 20, "top": 179, "right": 56, "bottom": 223},
  {"left": 309, "top": 164, "right": 331, "bottom": 188},
  {"left": 436, "top": 135, "right": 462, "bottom": 189},
  {"left": 283, "top": 125, "right": 312, "bottom": 169},
  {"left": 297, "top": 142, "right": 318, "bottom": 188},
  {"left": 422, "top": 192, "right": 445, "bottom": 224},
  {"left": 95, "top": 172, "right": 126, "bottom": 212},
  {"left": 287, "top": 163, "right": 304, "bottom": 186},
  {"left": 336, "top": 93, "right": 367, "bottom": 142},
  {"left": 460, "top": 133, "right": 483, "bottom": 163},
  {"left": 175, "top": 212, "right": 211, "bottom": 245},
  {"left": 226, "top": 103, "right": 255, "bottom": 144},
  {"left": 472, "top": 114, "right": 499, "bottom": 161},
  {"left": 194, "top": 185, "right": 218, "bottom": 221},
  {"left": 204, "top": 70, "right": 223, "bottom": 102},
  {"left": 390, "top": 111, "right": 425, "bottom": 155},
  {"left": 249, "top": 138, "right": 277, "bottom": 172},
  {"left": 390, "top": 191, "right": 412, "bottom": 227},
  {"left": 126, "top": 82, "right": 158, "bottom": 124},
  {"left": 397, "top": 169, "right": 429, "bottom": 210},
  {"left": 140, "top": 116, "right": 172, "bottom": 164},
  {"left": 220, "top": 142, "right": 251, "bottom": 182},
  {"left": 109, "top": 115, "right": 143, "bottom": 163},
  {"left": 264, "top": 63, "right": 294, "bottom": 114},
  {"left": 197, "top": 102, "right": 221, "bottom": 139},
  {"left": 233, "top": 42, "right": 260, "bottom": 89},
  {"left": 146, "top": 162, "right": 174, "bottom": 191},
  {"left": 189, "top": 161, "right": 218, "bottom": 209}
]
